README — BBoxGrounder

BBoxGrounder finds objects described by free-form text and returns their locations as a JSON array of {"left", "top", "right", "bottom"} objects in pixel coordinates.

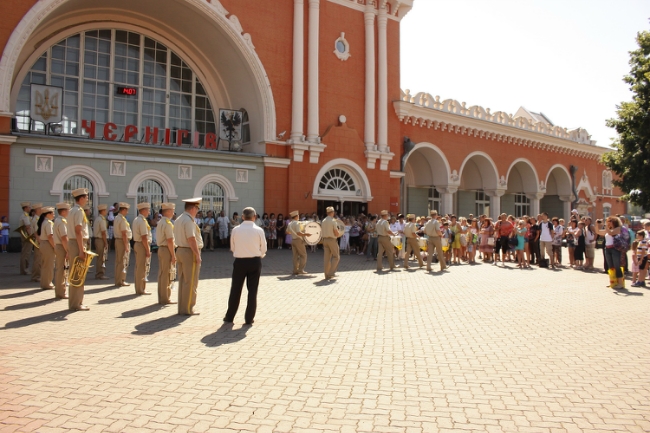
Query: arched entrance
[
  {"left": 63, "top": 175, "right": 94, "bottom": 210},
  {"left": 136, "top": 180, "right": 164, "bottom": 212},
  {"left": 1, "top": 0, "right": 277, "bottom": 148},
  {"left": 458, "top": 152, "right": 500, "bottom": 219},
  {"left": 403, "top": 143, "right": 451, "bottom": 216},
  {"left": 503, "top": 159, "right": 540, "bottom": 217},
  {"left": 312, "top": 159, "right": 372, "bottom": 217},
  {"left": 543, "top": 165, "right": 572, "bottom": 220},
  {"left": 201, "top": 182, "right": 226, "bottom": 214}
]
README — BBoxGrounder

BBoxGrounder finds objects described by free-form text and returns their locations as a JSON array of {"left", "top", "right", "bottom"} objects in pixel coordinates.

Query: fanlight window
[
  {"left": 201, "top": 182, "right": 225, "bottom": 213},
  {"left": 137, "top": 179, "right": 164, "bottom": 212},
  {"left": 319, "top": 169, "right": 356, "bottom": 192},
  {"left": 63, "top": 175, "right": 94, "bottom": 210}
]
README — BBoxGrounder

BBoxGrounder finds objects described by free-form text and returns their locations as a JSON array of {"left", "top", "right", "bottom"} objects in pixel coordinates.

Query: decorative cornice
[
  {"left": 0, "top": 135, "right": 18, "bottom": 145},
  {"left": 326, "top": 0, "right": 413, "bottom": 21},
  {"left": 263, "top": 157, "right": 291, "bottom": 168},
  {"left": 395, "top": 90, "right": 606, "bottom": 160}
]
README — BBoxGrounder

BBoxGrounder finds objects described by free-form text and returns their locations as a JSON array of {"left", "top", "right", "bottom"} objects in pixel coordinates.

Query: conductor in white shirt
[{"left": 224, "top": 207, "right": 267, "bottom": 325}]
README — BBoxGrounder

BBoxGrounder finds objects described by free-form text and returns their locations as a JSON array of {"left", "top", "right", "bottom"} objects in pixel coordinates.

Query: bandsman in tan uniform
[
  {"left": 424, "top": 210, "right": 446, "bottom": 272},
  {"left": 38, "top": 206, "right": 56, "bottom": 290},
  {"left": 83, "top": 205, "right": 93, "bottom": 251},
  {"left": 53, "top": 203, "right": 70, "bottom": 299},
  {"left": 113, "top": 202, "right": 132, "bottom": 287},
  {"left": 94, "top": 204, "right": 109, "bottom": 280},
  {"left": 132, "top": 202, "right": 153, "bottom": 295},
  {"left": 19, "top": 202, "right": 33, "bottom": 275},
  {"left": 321, "top": 207, "right": 341, "bottom": 280},
  {"left": 287, "top": 210, "right": 312, "bottom": 275},
  {"left": 30, "top": 203, "right": 43, "bottom": 282},
  {"left": 403, "top": 214, "right": 424, "bottom": 270},
  {"left": 173, "top": 197, "right": 203, "bottom": 315},
  {"left": 67, "top": 188, "right": 90, "bottom": 311},
  {"left": 376, "top": 210, "right": 398, "bottom": 271},
  {"left": 156, "top": 203, "right": 177, "bottom": 305}
]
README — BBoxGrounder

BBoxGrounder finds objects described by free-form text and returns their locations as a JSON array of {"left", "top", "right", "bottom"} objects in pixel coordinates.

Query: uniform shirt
[
  {"left": 404, "top": 222, "right": 419, "bottom": 238},
  {"left": 174, "top": 212, "right": 204, "bottom": 249},
  {"left": 132, "top": 215, "right": 152, "bottom": 244},
  {"left": 40, "top": 219, "right": 54, "bottom": 241},
  {"left": 287, "top": 219, "right": 303, "bottom": 237},
  {"left": 67, "top": 205, "right": 89, "bottom": 240},
  {"left": 31, "top": 215, "right": 39, "bottom": 237},
  {"left": 424, "top": 219, "right": 441, "bottom": 237},
  {"left": 321, "top": 216, "right": 338, "bottom": 239},
  {"left": 376, "top": 218, "right": 391, "bottom": 236},
  {"left": 93, "top": 215, "right": 108, "bottom": 239},
  {"left": 231, "top": 221, "right": 267, "bottom": 258},
  {"left": 20, "top": 212, "right": 31, "bottom": 233},
  {"left": 156, "top": 217, "right": 175, "bottom": 247},
  {"left": 113, "top": 214, "right": 132, "bottom": 240},
  {"left": 53, "top": 217, "right": 68, "bottom": 245}
]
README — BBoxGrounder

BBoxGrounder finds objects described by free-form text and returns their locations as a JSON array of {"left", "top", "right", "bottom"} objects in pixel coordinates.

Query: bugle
[
  {"left": 69, "top": 250, "right": 98, "bottom": 288},
  {"left": 14, "top": 226, "right": 39, "bottom": 249}
]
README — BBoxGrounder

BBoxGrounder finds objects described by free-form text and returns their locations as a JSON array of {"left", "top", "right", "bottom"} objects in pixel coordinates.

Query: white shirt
[
  {"left": 231, "top": 221, "right": 267, "bottom": 258},
  {"left": 539, "top": 220, "right": 552, "bottom": 242}
]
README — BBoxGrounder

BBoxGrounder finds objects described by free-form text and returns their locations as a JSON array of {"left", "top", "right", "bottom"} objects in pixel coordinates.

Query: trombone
[{"left": 14, "top": 226, "right": 39, "bottom": 249}]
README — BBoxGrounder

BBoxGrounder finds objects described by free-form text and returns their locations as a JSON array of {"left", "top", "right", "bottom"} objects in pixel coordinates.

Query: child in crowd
[
  {"left": 552, "top": 217, "right": 564, "bottom": 268},
  {"left": 516, "top": 220, "right": 528, "bottom": 268},
  {"left": 631, "top": 230, "right": 648, "bottom": 287},
  {"left": 467, "top": 219, "right": 479, "bottom": 264},
  {"left": 0, "top": 216, "right": 9, "bottom": 253}
]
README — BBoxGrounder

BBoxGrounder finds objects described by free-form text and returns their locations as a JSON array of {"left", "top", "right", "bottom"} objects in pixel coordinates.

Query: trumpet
[
  {"left": 144, "top": 256, "right": 151, "bottom": 282},
  {"left": 102, "top": 244, "right": 108, "bottom": 269},
  {"left": 14, "top": 226, "right": 39, "bottom": 249},
  {"left": 69, "top": 250, "right": 98, "bottom": 288},
  {"left": 170, "top": 263, "right": 177, "bottom": 291}
]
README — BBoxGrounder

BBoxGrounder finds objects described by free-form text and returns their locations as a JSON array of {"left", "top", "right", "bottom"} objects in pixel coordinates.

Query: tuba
[
  {"left": 69, "top": 250, "right": 98, "bottom": 287},
  {"left": 14, "top": 226, "right": 39, "bottom": 249}
]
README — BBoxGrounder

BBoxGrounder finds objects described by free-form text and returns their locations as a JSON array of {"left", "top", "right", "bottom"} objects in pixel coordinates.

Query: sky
[{"left": 400, "top": 0, "right": 650, "bottom": 148}]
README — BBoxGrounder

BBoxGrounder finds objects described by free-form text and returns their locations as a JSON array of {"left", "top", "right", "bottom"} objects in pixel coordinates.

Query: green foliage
[{"left": 602, "top": 29, "right": 650, "bottom": 210}]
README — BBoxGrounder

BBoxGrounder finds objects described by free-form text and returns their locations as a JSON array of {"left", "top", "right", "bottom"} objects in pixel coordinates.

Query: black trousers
[
  {"left": 225, "top": 257, "right": 262, "bottom": 323},
  {"left": 529, "top": 240, "right": 540, "bottom": 264}
]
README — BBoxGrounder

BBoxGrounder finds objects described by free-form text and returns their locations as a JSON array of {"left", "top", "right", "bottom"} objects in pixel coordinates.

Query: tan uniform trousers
[
  {"left": 322, "top": 238, "right": 340, "bottom": 278},
  {"left": 291, "top": 237, "right": 307, "bottom": 274},
  {"left": 377, "top": 235, "right": 395, "bottom": 270},
  {"left": 94, "top": 238, "right": 106, "bottom": 278},
  {"left": 39, "top": 240, "right": 55, "bottom": 289},
  {"left": 31, "top": 243, "right": 42, "bottom": 281},
  {"left": 67, "top": 240, "right": 86, "bottom": 310},
  {"left": 54, "top": 244, "right": 67, "bottom": 299},
  {"left": 427, "top": 236, "right": 447, "bottom": 271},
  {"left": 20, "top": 238, "right": 32, "bottom": 274},
  {"left": 133, "top": 242, "right": 148, "bottom": 294},
  {"left": 404, "top": 238, "right": 424, "bottom": 269},
  {"left": 114, "top": 239, "right": 128, "bottom": 286},
  {"left": 157, "top": 247, "right": 173, "bottom": 304},
  {"left": 176, "top": 247, "right": 200, "bottom": 315}
]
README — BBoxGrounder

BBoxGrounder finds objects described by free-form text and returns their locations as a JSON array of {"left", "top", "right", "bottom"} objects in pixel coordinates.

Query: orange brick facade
[{"left": 0, "top": 0, "right": 626, "bottom": 222}]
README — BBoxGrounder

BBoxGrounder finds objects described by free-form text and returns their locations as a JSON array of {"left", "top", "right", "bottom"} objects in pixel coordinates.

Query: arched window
[
  {"left": 319, "top": 168, "right": 356, "bottom": 192},
  {"left": 201, "top": 182, "right": 225, "bottom": 214},
  {"left": 603, "top": 203, "right": 611, "bottom": 219},
  {"left": 428, "top": 187, "right": 441, "bottom": 214},
  {"left": 15, "top": 29, "right": 217, "bottom": 147},
  {"left": 137, "top": 179, "right": 164, "bottom": 212},
  {"left": 475, "top": 190, "right": 490, "bottom": 216},
  {"left": 602, "top": 170, "right": 613, "bottom": 195},
  {"left": 514, "top": 193, "right": 530, "bottom": 218},
  {"left": 63, "top": 175, "right": 94, "bottom": 210}
]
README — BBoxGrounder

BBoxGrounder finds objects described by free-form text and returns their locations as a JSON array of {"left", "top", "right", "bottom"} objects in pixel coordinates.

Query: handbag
[
  {"left": 596, "top": 236, "right": 605, "bottom": 249},
  {"left": 487, "top": 237, "right": 495, "bottom": 246}
]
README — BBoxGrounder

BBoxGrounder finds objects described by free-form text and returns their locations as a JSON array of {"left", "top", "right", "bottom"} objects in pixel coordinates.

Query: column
[
  {"left": 290, "top": 0, "right": 305, "bottom": 143},
  {"left": 377, "top": 5, "right": 388, "bottom": 152},
  {"left": 306, "top": 0, "right": 320, "bottom": 143},
  {"left": 439, "top": 187, "right": 457, "bottom": 216},
  {"left": 560, "top": 196, "right": 572, "bottom": 221},
  {"left": 526, "top": 193, "right": 544, "bottom": 217},
  {"left": 364, "top": 5, "right": 376, "bottom": 150},
  {"left": 486, "top": 190, "right": 505, "bottom": 221}
]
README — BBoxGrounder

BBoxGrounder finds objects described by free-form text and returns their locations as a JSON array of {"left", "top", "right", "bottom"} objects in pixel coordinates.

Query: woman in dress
[
  {"left": 268, "top": 213, "right": 277, "bottom": 250},
  {"left": 276, "top": 213, "right": 285, "bottom": 249},
  {"left": 340, "top": 217, "right": 351, "bottom": 254},
  {"left": 261, "top": 213, "right": 270, "bottom": 245},
  {"left": 459, "top": 217, "right": 469, "bottom": 262},
  {"left": 467, "top": 219, "right": 479, "bottom": 264},
  {"left": 573, "top": 221, "right": 586, "bottom": 269},
  {"left": 479, "top": 218, "right": 495, "bottom": 262},
  {"left": 284, "top": 216, "right": 293, "bottom": 250},
  {"left": 365, "top": 215, "right": 378, "bottom": 261},
  {"left": 567, "top": 219, "right": 579, "bottom": 267},
  {"left": 515, "top": 219, "right": 528, "bottom": 268},
  {"left": 449, "top": 215, "right": 462, "bottom": 265}
]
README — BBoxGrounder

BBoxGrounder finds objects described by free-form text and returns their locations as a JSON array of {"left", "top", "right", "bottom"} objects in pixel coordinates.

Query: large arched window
[
  {"left": 201, "top": 182, "right": 225, "bottom": 213},
  {"left": 63, "top": 175, "right": 94, "bottom": 210},
  {"left": 137, "top": 179, "right": 164, "bottom": 212},
  {"left": 15, "top": 29, "right": 217, "bottom": 146},
  {"left": 319, "top": 168, "right": 356, "bottom": 192}
]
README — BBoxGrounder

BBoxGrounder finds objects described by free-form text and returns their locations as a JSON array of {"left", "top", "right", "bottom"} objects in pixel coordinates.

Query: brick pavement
[{"left": 0, "top": 247, "right": 649, "bottom": 433}]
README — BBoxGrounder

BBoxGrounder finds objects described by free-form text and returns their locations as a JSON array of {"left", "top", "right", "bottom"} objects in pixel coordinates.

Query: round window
[{"left": 336, "top": 41, "right": 346, "bottom": 53}]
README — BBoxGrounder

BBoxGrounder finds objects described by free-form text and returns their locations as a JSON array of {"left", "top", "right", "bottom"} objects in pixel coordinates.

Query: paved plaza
[{"left": 0, "top": 248, "right": 649, "bottom": 433}]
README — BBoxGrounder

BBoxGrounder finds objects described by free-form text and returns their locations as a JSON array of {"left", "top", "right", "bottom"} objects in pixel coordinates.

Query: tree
[{"left": 602, "top": 29, "right": 650, "bottom": 210}]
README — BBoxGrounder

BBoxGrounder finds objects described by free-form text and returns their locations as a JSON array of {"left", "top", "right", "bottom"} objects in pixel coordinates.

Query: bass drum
[
  {"left": 304, "top": 222, "right": 322, "bottom": 246},
  {"left": 336, "top": 219, "right": 346, "bottom": 238}
]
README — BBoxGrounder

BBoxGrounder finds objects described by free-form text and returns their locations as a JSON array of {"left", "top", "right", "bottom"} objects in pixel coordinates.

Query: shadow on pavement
[
  {"left": 613, "top": 288, "right": 644, "bottom": 297},
  {"left": 4, "top": 297, "right": 57, "bottom": 311},
  {"left": 201, "top": 323, "right": 249, "bottom": 347},
  {"left": 132, "top": 314, "right": 190, "bottom": 335},
  {"left": 85, "top": 285, "right": 119, "bottom": 295},
  {"left": 2, "top": 309, "right": 73, "bottom": 329},
  {"left": 120, "top": 303, "right": 164, "bottom": 318},
  {"left": 98, "top": 293, "right": 139, "bottom": 304},
  {"left": 313, "top": 278, "right": 337, "bottom": 286},
  {"left": 0, "top": 288, "right": 44, "bottom": 299}
]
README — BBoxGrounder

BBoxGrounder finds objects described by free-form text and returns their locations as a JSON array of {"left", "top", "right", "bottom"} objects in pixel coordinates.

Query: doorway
[{"left": 317, "top": 201, "right": 367, "bottom": 218}]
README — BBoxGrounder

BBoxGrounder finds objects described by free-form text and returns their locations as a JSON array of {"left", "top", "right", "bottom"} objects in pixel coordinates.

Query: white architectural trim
[
  {"left": 363, "top": 6, "right": 375, "bottom": 150},
  {"left": 312, "top": 158, "right": 373, "bottom": 202},
  {"left": 50, "top": 164, "right": 109, "bottom": 198},
  {"left": 333, "top": 32, "right": 351, "bottom": 61},
  {"left": 395, "top": 91, "right": 606, "bottom": 159},
  {"left": 290, "top": 0, "right": 305, "bottom": 142},
  {"left": 306, "top": 0, "right": 320, "bottom": 143},
  {"left": 326, "top": 0, "right": 413, "bottom": 20},
  {"left": 193, "top": 173, "right": 239, "bottom": 202},
  {"left": 377, "top": 6, "right": 388, "bottom": 152},
  {"left": 263, "top": 157, "right": 291, "bottom": 168},
  {"left": 0, "top": 0, "right": 277, "bottom": 141},
  {"left": 458, "top": 151, "right": 500, "bottom": 190},
  {"left": 403, "top": 142, "right": 452, "bottom": 184},
  {"left": 0, "top": 135, "right": 18, "bottom": 145},
  {"left": 505, "top": 158, "right": 540, "bottom": 193},
  {"left": 545, "top": 164, "right": 572, "bottom": 195},
  {"left": 126, "top": 169, "right": 178, "bottom": 200},
  {"left": 390, "top": 171, "right": 405, "bottom": 179}
]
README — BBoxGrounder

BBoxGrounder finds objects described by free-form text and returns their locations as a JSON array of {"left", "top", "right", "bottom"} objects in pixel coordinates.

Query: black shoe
[
  {"left": 223, "top": 318, "right": 234, "bottom": 324},
  {"left": 244, "top": 321, "right": 254, "bottom": 326}
]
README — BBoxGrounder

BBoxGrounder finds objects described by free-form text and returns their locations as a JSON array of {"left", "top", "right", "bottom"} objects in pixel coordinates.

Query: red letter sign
[
  {"left": 176, "top": 129, "right": 189, "bottom": 147},
  {"left": 82, "top": 120, "right": 96, "bottom": 139},
  {"left": 124, "top": 124, "right": 138, "bottom": 143},
  {"left": 144, "top": 127, "right": 159, "bottom": 144},
  {"left": 205, "top": 132, "right": 217, "bottom": 149},
  {"left": 104, "top": 123, "right": 117, "bottom": 141}
]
